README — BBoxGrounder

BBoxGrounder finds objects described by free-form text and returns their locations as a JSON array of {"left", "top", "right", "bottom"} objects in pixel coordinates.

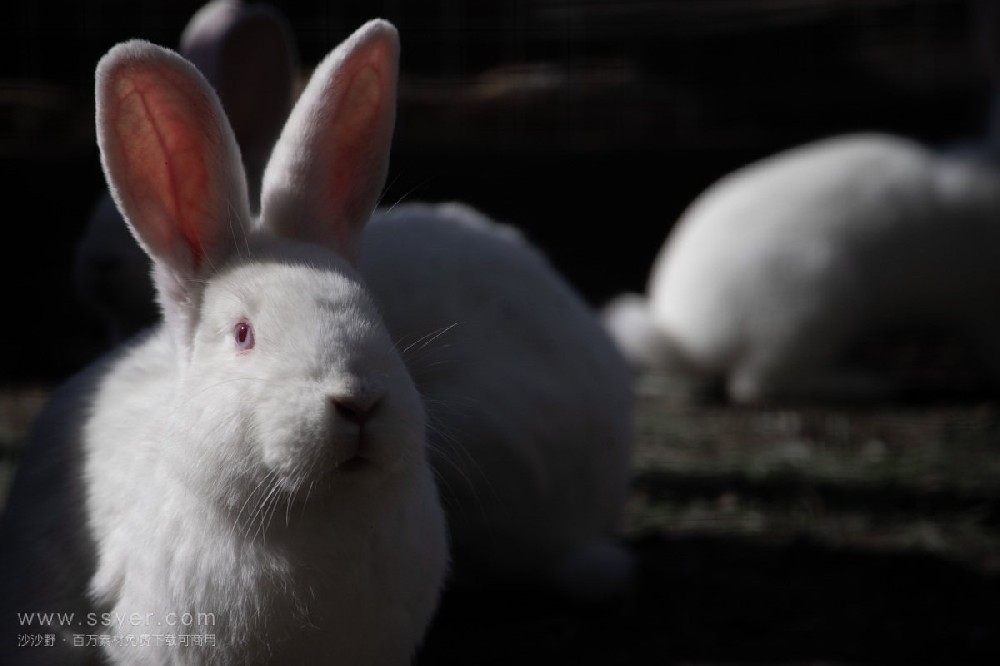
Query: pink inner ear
[
  {"left": 325, "top": 44, "right": 393, "bottom": 250},
  {"left": 110, "top": 65, "right": 215, "bottom": 269}
]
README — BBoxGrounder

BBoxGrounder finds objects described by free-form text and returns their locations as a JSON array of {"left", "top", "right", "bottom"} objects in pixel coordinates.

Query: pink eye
[{"left": 235, "top": 320, "right": 255, "bottom": 352}]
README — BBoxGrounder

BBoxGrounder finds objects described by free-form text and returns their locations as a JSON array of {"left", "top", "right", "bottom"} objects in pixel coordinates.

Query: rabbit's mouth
[
  {"left": 314, "top": 443, "right": 376, "bottom": 481},
  {"left": 326, "top": 416, "right": 380, "bottom": 474}
]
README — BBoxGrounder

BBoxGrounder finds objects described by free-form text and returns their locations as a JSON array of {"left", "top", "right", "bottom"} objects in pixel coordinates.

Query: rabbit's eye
[{"left": 235, "top": 320, "right": 255, "bottom": 352}]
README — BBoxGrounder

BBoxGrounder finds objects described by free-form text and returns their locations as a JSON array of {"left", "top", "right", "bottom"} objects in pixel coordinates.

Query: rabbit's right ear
[
  {"left": 260, "top": 20, "right": 398, "bottom": 262},
  {"left": 96, "top": 40, "right": 251, "bottom": 331}
]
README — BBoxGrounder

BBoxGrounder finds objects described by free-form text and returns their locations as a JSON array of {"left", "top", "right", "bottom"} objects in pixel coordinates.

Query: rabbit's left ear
[
  {"left": 96, "top": 40, "right": 252, "bottom": 338},
  {"left": 260, "top": 19, "right": 398, "bottom": 262}
]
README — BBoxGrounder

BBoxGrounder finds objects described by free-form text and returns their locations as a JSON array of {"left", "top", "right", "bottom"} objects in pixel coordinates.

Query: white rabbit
[
  {"left": 1, "top": 19, "right": 447, "bottom": 665},
  {"left": 74, "top": 0, "right": 298, "bottom": 344},
  {"left": 608, "top": 132, "right": 1000, "bottom": 403},
  {"left": 360, "top": 202, "right": 635, "bottom": 601},
  {"left": 601, "top": 291, "right": 674, "bottom": 371}
]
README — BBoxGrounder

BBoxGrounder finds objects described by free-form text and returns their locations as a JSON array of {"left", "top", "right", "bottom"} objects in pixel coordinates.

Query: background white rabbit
[
  {"left": 1, "top": 20, "right": 447, "bottom": 665},
  {"left": 362, "top": 202, "right": 634, "bottom": 600},
  {"left": 74, "top": 0, "right": 298, "bottom": 344},
  {"left": 603, "top": 0, "right": 1000, "bottom": 405},
  {"left": 605, "top": 132, "right": 1000, "bottom": 404}
]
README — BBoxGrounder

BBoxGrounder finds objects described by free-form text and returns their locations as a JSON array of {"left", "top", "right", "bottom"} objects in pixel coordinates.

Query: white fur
[
  {"left": 74, "top": 0, "right": 298, "bottom": 343},
  {"left": 601, "top": 291, "right": 672, "bottom": 370},
  {"left": 2, "top": 20, "right": 446, "bottom": 665},
  {"left": 619, "top": 133, "right": 1000, "bottom": 403},
  {"left": 361, "top": 202, "right": 634, "bottom": 597}
]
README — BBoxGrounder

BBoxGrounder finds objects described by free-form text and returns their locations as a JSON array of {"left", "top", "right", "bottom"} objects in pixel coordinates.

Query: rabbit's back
[{"left": 361, "top": 203, "right": 633, "bottom": 583}]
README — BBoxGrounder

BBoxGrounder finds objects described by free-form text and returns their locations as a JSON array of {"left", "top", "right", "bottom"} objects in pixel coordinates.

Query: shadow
[{"left": 419, "top": 533, "right": 1000, "bottom": 664}]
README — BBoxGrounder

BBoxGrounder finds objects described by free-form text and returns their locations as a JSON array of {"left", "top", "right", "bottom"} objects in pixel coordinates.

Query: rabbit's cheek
[
  {"left": 251, "top": 387, "right": 372, "bottom": 490},
  {"left": 251, "top": 398, "right": 320, "bottom": 476}
]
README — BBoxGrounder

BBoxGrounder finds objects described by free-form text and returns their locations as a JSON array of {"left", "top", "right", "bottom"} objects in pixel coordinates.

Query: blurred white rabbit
[
  {"left": 604, "top": 0, "right": 1000, "bottom": 405},
  {"left": 74, "top": 0, "right": 298, "bottom": 343},
  {"left": 606, "top": 131, "right": 1000, "bottom": 404},
  {"left": 1, "top": 19, "right": 447, "bottom": 665}
]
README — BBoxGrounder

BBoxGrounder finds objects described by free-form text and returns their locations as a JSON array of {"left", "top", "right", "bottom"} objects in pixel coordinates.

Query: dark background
[
  {"left": 2, "top": 3, "right": 999, "bottom": 663},
  {"left": 0, "top": 0, "right": 993, "bottom": 377}
]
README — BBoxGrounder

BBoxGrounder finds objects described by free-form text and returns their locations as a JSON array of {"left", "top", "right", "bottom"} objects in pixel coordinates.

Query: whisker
[
  {"left": 377, "top": 170, "right": 437, "bottom": 214},
  {"left": 401, "top": 322, "right": 460, "bottom": 355},
  {"left": 234, "top": 470, "right": 276, "bottom": 532},
  {"left": 251, "top": 476, "right": 283, "bottom": 542}
]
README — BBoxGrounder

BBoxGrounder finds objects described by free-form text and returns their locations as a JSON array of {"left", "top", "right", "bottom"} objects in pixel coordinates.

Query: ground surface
[
  {"left": 3, "top": 375, "right": 997, "bottom": 664},
  {"left": 419, "top": 375, "right": 1000, "bottom": 665}
]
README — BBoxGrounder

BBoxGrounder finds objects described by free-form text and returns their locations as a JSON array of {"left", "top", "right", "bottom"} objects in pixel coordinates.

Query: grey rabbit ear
[{"left": 180, "top": 0, "right": 299, "bottom": 201}]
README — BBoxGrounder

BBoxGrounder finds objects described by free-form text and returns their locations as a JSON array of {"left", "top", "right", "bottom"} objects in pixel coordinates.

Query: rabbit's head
[{"left": 95, "top": 20, "right": 418, "bottom": 500}]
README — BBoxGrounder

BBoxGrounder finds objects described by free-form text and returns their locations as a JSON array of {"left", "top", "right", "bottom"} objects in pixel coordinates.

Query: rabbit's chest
[{"left": 90, "top": 476, "right": 434, "bottom": 664}]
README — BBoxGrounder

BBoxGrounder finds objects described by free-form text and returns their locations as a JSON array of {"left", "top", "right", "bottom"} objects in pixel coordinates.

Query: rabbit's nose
[{"left": 330, "top": 394, "right": 381, "bottom": 425}]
